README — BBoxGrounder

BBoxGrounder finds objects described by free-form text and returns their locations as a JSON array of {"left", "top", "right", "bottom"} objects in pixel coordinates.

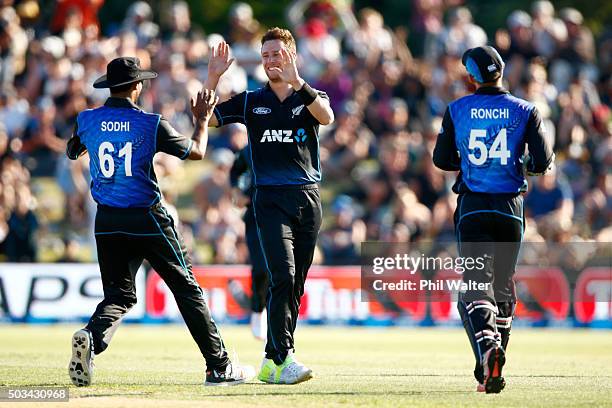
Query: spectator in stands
[
  {"left": 320, "top": 195, "right": 365, "bottom": 265},
  {"left": 558, "top": 8, "right": 596, "bottom": 66},
  {"left": 428, "top": 7, "right": 487, "bottom": 61},
  {"left": 226, "top": 2, "right": 262, "bottom": 83},
  {"left": 525, "top": 165, "right": 574, "bottom": 240},
  {"left": 389, "top": 186, "right": 431, "bottom": 241},
  {"left": 530, "top": 1, "right": 567, "bottom": 61},
  {"left": 194, "top": 148, "right": 234, "bottom": 216},
  {"left": 410, "top": 0, "right": 445, "bottom": 57},
  {"left": 0, "top": 88, "right": 29, "bottom": 139},
  {"left": 296, "top": 17, "right": 340, "bottom": 82},
  {"left": 57, "top": 236, "right": 81, "bottom": 263},
  {"left": 163, "top": 1, "right": 192, "bottom": 41},
  {"left": 0, "top": 18, "right": 14, "bottom": 88},
  {"left": 5, "top": 183, "right": 38, "bottom": 262},
  {"left": 50, "top": 0, "right": 103, "bottom": 34},
  {"left": 582, "top": 173, "right": 612, "bottom": 237},
  {"left": 20, "top": 97, "right": 66, "bottom": 176},
  {"left": 346, "top": 8, "right": 394, "bottom": 67},
  {"left": 122, "top": 1, "right": 159, "bottom": 48},
  {"left": 320, "top": 100, "right": 370, "bottom": 180}
]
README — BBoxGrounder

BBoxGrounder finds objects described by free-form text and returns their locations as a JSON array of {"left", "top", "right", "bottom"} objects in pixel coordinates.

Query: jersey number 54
[{"left": 467, "top": 128, "right": 511, "bottom": 166}]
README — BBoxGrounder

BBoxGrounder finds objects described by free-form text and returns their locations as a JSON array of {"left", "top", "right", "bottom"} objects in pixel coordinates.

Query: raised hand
[
  {"left": 268, "top": 48, "right": 302, "bottom": 88},
  {"left": 191, "top": 89, "right": 219, "bottom": 123},
  {"left": 208, "top": 41, "right": 234, "bottom": 80}
]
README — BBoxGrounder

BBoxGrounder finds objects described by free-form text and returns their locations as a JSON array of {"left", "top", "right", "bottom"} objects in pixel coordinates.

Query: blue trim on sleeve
[
  {"left": 244, "top": 91, "right": 258, "bottom": 186},
  {"left": 153, "top": 114, "right": 161, "bottom": 152},
  {"left": 76, "top": 112, "right": 82, "bottom": 138},
  {"left": 214, "top": 107, "right": 223, "bottom": 127},
  {"left": 242, "top": 91, "right": 248, "bottom": 121},
  {"left": 180, "top": 139, "right": 193, "bottom": 160}
]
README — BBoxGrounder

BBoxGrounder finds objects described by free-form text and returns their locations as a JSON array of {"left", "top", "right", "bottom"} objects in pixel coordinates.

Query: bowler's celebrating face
[{"left": 261, "top": 39, "right": 290, "bottom": 83}]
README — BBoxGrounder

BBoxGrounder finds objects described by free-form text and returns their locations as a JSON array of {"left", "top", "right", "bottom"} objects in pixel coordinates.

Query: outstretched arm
[
  {"left": 187, "top": 89, "right": 219, "bottom": 160},
  {"left": 204, "top": 41, "right": 235, "bottom": 127}
]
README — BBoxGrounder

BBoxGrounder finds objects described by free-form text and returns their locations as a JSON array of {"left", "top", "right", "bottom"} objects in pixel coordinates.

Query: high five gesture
[{"left": 207, "top": 41, "right": 234, "bottom": 81}]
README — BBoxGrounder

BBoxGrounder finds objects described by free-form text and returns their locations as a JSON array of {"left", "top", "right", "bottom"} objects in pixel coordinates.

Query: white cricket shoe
[
  {"left": 68, "top": 329, "right": 94, "bottom": 387},
  {"left": 258, "top": 353, "right": 313, "bottom": 384},
  {"left": 205, "top": 361, "right": 256, "bottom": 386}
]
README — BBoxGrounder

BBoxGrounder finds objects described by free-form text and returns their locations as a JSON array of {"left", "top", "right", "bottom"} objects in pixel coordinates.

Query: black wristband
[{"left": 297, "top": 83, "right": 318, "bottom": 106}]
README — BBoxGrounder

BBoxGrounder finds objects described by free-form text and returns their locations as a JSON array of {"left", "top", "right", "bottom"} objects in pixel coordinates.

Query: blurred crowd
[{"left": 0, "top": 0, "right": 609, "bottom": 264}]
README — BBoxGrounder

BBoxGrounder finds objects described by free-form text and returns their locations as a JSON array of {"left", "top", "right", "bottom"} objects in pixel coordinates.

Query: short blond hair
[{"left": 261, "top": 27, "right": 296, "bottom": 53}]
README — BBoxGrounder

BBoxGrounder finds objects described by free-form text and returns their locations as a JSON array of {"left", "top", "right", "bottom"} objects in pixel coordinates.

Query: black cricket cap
[
  {"left": 93, "top": 57, "right": 158, "bottom": 89},
  {"left": 461, "top": 46, "right": 505, "bottom": 83}
]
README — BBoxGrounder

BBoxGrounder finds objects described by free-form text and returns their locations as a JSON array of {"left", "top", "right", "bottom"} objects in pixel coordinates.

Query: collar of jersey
[
  {"left": 264, "top": 82, "right": 298, "bottom": 103},
  {"left": 475, "top": 86, "right": 509, "bottom": 95},
  {"left": 104, "top": 97, "right": 141, "bottom": 110}
]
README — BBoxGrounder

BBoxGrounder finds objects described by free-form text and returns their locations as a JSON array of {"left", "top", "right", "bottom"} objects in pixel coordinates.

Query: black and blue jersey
[
  {"left": 433, "top": 86, "right": 553, "bottom": 195},
  {"left": 67, "top": 98, "right": 193, "bottom": 208},
  {"left": 214, "top": 83, "right": 328, "bottom": 187}
]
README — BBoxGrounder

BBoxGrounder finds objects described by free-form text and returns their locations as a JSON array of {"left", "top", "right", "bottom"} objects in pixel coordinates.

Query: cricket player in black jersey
[
  {"left": 65, "top": 57, "right": 254, "bottom": 387},
  {"left": 204, "top": 28, "right": 334, "bottom": 384},
  {"left": 229, "top": 147, "right": 268, "bottom": 340},
  {"left": 433, "top": 46, "right": 554, "bottom": 393}
]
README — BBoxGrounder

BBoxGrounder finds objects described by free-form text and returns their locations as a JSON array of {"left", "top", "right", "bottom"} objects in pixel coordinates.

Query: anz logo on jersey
[{"left": 260, "top": 128, "right": 307, "bottom": 143}]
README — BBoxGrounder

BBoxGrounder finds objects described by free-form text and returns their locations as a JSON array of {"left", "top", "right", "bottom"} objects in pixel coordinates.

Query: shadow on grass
[
  {"left": 77, "top": 392, "right": 155, "bottom": 398},
  {"left": 333, "top": 374, "right": 612, "bottom": 378},
  {"left": 203, "top": 390, "right": 471, "bottom": 397}
]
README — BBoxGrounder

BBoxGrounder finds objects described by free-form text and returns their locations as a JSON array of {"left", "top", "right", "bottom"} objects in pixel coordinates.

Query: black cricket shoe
[
  {"left": 482, "top": 345, "right": 506, "bottom": 394},
  {"left": 68, "top": 329, "right": 94, "bottom": 387},
  {"left": 205, "top": 361, "right": 255, "bottom": 386}
]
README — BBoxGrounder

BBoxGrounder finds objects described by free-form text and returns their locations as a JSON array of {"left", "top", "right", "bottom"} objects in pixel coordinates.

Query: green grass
[{"left": 0, "top": 325, "right": 611, "bottom": 407}]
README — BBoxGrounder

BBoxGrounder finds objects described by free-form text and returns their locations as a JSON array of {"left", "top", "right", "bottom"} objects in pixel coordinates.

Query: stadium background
[{"left": 0, "top": 0, "right": 610, "bottom": 327}]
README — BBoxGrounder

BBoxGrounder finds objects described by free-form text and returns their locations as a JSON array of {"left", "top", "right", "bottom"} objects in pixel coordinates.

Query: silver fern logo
[{"left": 292, "top": 104, "right": 305, "bottom": 118}]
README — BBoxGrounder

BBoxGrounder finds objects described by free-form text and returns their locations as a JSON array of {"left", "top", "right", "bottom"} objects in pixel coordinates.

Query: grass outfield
[{"left": 0, "top": 325, "right": 611, "bottom": 408}]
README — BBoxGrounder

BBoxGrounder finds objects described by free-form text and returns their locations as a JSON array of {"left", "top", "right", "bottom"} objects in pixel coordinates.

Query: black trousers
[
  {"left": 86, "top": 203, "right": 229, "bottom": 370},
  {"left": 454, "top": 192, "right": 522, "bottom": 383},
  {"left": 244, "top": 205, "right": 268, "bottom": 313},
  {"left": 252, "top": 185, "right": 322, "bottom": 365}
]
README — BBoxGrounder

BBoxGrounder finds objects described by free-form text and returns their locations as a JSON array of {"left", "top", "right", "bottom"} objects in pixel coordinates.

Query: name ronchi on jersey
[{"left": 470, "top": 108, "right": 509, "bottom": 119}]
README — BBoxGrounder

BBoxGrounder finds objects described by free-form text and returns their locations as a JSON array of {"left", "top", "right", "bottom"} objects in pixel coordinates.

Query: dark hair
[
  {"left": 110, "top": 81, "right": 139, "bottom": 94},
  {"left": 261, "top": 27, "right": 296, "bottom": 53}
]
